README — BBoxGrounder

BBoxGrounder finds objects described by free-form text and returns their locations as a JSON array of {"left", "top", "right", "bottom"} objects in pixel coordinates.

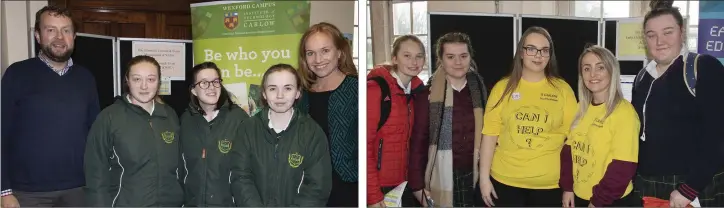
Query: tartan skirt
[
  {"left": 633, "top": 172, "right": 724, "bottom": 207},
  {"left": 453, "top": 170, "right": 479, "bottom": 207},
  {"left": 379, "top": 171, "right": 480, "bottom": 207}
]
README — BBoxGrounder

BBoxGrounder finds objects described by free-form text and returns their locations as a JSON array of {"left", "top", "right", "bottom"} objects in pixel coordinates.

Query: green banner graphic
[{"left": 191, "top": 1, "right": 310, "bottom": 116}]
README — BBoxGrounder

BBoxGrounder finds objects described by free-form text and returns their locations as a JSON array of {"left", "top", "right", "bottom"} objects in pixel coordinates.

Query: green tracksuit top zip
[
  {"left": 84, "top": 95, "right": 183, "bottom": 207},
  {"left": 230, "top": 108, "right": 333, "bottom": 207},
  {"left": 179, "top": 102, "right": 249, "bottom": 207}
]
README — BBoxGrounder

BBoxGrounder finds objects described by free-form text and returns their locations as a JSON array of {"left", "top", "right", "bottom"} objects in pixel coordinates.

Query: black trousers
[
  {"left": 326, "top": 170, "right": 358, "bottom": 207},
  {"left": 574, "top": 193, "right": 641, "bottom": 207},
  {"left": 13, "top": 187, "right": 85, "bottom": 207},
  {"left": 490, "top": 177, "right": 562, "bottom": 207}
]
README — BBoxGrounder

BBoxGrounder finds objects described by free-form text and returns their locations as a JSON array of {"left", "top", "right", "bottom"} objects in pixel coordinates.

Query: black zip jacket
[
  {"left": 179, "top": 102, "right": 249, "bottom": 206},
  {"left": 84, "top": 95, "right": 184, "bottom": 207}
]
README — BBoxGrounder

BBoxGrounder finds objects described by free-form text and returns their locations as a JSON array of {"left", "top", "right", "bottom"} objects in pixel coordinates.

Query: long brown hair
[
  {"left": 492, "top": 26, "right": 560, "bottom": 109},
  {"left": 125, "top": 55, "right": 164, "bottom": 104},
  {"left": 433, "top": 32, "right": 479, "bottom": 75},
  {"left": 297, "top": 22, "right": 358, "bottom": 90}
]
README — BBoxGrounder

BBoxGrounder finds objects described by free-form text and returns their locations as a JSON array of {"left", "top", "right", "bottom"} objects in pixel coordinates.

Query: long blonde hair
[
  {"left": 571, "top": 46, "right": 623, "bottom": 128},
  {"left": 388, "top": 35, "right": 426, "bottom": 71}
]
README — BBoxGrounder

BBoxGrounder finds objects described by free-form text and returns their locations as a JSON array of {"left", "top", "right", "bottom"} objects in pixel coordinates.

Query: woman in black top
[
  {"left": 632, "top": 1, "right": 724, "bottom": 207},
  {"left": 295, "top": 22, "right": 359, "bottom": 207}
]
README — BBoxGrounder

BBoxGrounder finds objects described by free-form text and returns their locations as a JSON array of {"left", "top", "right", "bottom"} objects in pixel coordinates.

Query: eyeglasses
[
  {"left": 523, "top": 46, "right": 551, "bottom": 57},
  {"left": 193, "top": 79, "right": 222, "bottom": 89}
]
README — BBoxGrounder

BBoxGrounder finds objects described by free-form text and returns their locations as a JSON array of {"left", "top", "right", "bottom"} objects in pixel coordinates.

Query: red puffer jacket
[{"left": 366, "top": 65, "right": 424, "bottom": 205}]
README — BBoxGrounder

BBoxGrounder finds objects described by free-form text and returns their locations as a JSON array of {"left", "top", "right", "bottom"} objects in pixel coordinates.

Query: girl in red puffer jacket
[{"left": 366, "top": 35, "right": 427, "bottom": 207}]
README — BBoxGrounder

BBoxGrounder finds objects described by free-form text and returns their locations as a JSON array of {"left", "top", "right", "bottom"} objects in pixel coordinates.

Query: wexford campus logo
[{"left": 224, "top": 12, "right": 239, "bottom": 30}]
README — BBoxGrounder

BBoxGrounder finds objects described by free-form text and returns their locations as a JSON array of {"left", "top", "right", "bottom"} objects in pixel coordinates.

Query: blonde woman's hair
[{"left": 571, "top": 46, "right": 624, "bottom": 128}]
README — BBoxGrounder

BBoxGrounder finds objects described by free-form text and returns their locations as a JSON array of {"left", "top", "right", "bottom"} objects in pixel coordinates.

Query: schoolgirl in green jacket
[
  {"left": 230, "top": 64, "right": 332, "bottom": 207},
  {"left": 84, "top": 55, "right": 183, "bottom": 207},
  {"left": 179, "top": 62, "right": 250, "bottom": 206}
]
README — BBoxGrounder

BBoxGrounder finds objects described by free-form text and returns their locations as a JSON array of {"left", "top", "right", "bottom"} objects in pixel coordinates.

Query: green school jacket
[
  {"left": 84, "top": 95, "right": 183, "bottom": 207},
  {"left": 230, "top": 108, "right": 332, "bottom": 207},
  {"left": 179, "top": 102, "right": 249, "bottom": 206}
]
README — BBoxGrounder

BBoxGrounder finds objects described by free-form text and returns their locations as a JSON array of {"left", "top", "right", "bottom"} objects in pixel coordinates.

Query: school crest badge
[
  {"left": 288, "top": 152, "right": 304, "bottom": 168},
  {"left": 161, "top": 131, "right": 175, "bottom": 144},
  {"left": 218, "top": 139, "right": 232, "bottom": 154},
  {"left": 223, "top": 12, "right": 239, "bottom": 30}
]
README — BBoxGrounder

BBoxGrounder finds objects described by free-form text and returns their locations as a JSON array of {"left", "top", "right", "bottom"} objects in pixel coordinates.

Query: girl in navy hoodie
[{"left": 632, "top": 0, "right": 724, "bottom": 207}]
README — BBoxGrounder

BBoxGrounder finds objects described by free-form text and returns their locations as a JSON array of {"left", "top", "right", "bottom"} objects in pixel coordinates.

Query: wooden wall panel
[
  {"left": 118, "top": 23, "right": 146, "bottom": 38},
  {"left": 165, "top": 26, "right": 191, "bottom": 40},
  {"left": 50, "top": 0, "right": 196, "bottom": 39},
  {"left": 80, "top": 21, "right": 111, "bottom": 36},
  {"left": 68, "top": 0, "right": 152, "bottom": 11},
  {"left": 165, "top": 14, "right": 191, "bottom": 40}
]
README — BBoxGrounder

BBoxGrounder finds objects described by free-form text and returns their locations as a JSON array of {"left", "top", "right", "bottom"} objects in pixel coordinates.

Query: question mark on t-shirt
[
  {"left": 526, "top": 138, "right": 532, "bottom": 147},
  {"left": 575, "top": 169, "right": 580, "bottom": 180}
]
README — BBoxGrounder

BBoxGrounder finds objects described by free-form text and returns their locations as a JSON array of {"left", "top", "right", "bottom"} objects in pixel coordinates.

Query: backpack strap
[
  {"left": 367, "top": 77, "right": 391, "bottom": 132},
  {"left": 683, "top": 52, "right": 700, "bottom": 97},
  {"left": 368, "top": 76, "right": 391, "bottom": 171}
]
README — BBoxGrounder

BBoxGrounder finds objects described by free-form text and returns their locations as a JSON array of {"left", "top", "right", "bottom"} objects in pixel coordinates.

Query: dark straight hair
[{"left": 189, "top": 62, "right": 235, "bottom": 115}]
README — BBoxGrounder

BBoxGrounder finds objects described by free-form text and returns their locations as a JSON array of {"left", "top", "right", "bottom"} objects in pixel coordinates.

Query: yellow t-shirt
[
  {"left": 568, "top": 100, "right": 640, "bottom": 200},
  {"left": 482, "top": 77, "right": 578, "bottom": 189}
]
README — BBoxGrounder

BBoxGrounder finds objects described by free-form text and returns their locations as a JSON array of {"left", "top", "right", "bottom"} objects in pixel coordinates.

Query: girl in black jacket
[
  {"left": 179, "top": 62, "right": 249, "bottom": 206},
  {"left": 84, "top": 55, "right": 183, "bottom": 207},
  {"left": 230, "top": 64, "right": 332, "bottom": 207}
]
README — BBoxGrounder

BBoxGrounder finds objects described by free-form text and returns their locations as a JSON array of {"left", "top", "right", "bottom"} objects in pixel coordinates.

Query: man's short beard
[{"left": 41, "top": 44, "right": 73, "bottom": 62}]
